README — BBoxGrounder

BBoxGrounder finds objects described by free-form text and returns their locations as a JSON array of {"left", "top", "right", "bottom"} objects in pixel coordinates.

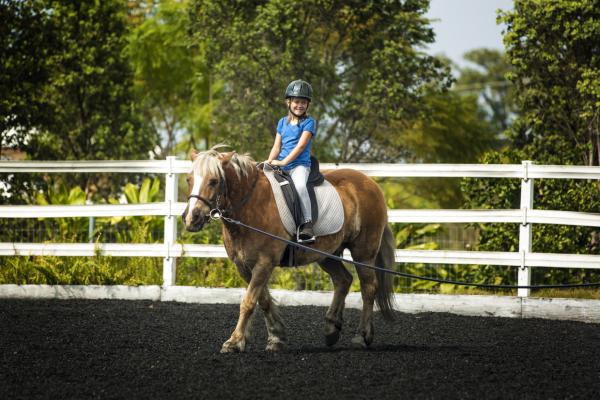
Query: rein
[{"left": 209, "top": 213, "right": 600, "bottom": 291}]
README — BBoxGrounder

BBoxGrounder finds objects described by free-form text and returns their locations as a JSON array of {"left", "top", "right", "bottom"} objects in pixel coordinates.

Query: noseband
[{"left": 187, "top": 193, "right": 219, "bottom": 211}]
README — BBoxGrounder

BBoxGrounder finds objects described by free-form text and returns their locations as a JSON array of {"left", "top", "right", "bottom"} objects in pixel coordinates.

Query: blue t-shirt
[{"left": 276, "top": 116, "right": 317, "bottom": 170}]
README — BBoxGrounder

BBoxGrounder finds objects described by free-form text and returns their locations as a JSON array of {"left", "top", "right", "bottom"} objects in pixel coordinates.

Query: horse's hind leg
[
  {"left": 352, "top": 262, "right": 378, "bottom": 348},
  {"left": 318, "top": 258, "right": 353, "bottom": 346},
  {"left": 258, "top": 287, "right": 287, "bottom": 351}
]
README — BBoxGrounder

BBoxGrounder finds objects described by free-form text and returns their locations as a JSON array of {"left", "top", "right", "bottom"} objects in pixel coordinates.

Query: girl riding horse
[{"left": 183, "top": 146, "right": 396, "bottom": 352}]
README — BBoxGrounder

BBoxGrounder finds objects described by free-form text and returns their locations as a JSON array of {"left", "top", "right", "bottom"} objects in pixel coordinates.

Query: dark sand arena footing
[{"left": 1, "top": 299, "right": 600, "bottom": 399}]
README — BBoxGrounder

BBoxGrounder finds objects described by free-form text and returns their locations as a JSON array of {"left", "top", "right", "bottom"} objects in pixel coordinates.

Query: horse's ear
[
  {"left": 190, "top": 149, "right": 199, "bottom": 161},
  {"left": 218, "top": 151, "right": 234, "bottom": 163}
]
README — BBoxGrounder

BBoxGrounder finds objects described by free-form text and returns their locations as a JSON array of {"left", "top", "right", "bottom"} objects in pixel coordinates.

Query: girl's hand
[{"left": 269, "top": 159, "right": 286, "bottom": 167}]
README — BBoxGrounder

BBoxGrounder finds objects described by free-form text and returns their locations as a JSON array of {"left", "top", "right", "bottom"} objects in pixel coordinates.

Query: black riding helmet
[{"left": 285, "top": 80, "right": 313, "bottom": 101}]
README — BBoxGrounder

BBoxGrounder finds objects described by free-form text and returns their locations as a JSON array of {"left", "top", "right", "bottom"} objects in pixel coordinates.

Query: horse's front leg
[{"left": 221, "top": 263, "right": 273, "bottom": 353}]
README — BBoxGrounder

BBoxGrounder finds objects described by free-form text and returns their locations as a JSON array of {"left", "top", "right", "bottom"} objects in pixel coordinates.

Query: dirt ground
[{"left": 1, "top": 299, "right": 600, "bottom": 399}]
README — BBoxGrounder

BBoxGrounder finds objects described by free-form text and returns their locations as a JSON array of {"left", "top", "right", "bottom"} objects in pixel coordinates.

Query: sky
[{"left": 425, "top": 0, "right": 514, "bottom": 69}]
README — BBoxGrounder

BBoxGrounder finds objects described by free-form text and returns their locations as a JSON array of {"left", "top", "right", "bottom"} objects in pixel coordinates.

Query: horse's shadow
[{"left": 298, "top": 343, "right": 466, "bottom": 354}]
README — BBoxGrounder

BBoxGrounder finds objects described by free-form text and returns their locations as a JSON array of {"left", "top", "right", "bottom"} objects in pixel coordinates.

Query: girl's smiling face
[{"left": 288, "top": 97, "right": 309, "bottom": 116}]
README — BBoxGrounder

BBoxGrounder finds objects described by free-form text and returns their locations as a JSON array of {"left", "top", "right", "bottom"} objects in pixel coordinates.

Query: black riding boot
[{"left": 298, "top": 221, "right": 315, "bottom": 244}]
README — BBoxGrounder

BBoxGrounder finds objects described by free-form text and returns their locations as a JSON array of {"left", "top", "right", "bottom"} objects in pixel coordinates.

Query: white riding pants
[{"left": 288, "top": 165, "right": 312, "bottom": 223}]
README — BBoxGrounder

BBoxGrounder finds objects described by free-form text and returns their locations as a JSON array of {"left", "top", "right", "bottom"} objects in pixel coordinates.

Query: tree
[
  {"left": 499, "top": 0, "right": 600, "bottom": 165},
  {"left": 126, "top": 0, "right": 218, "bottom": 157},
  {"left": 392, "top": 89, "right": 498, "bottom": 207},
  {"left": 0, "top": 0, "right": 53, "bottom": 155},
  {"left": 189, "top": 0, "right": 453, "bottom": 161},
  {"left": 1, "top": 0, "right": 158, "bottom": 202},
  {"left": 461, "top": 0, "right": 600, "bottom": 285},
  {"left": 455, "top": 49, "right": 518, "bottom": 139}
]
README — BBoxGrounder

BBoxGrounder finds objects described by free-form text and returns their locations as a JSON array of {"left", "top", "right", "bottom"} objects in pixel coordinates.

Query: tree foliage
[
  {"left": 395, "top": 89, "right": 498, "bottom": 207},
  {"left": 403, "top": 91, "right": 498, "bottom": 164},
  {"left": 1, "top": 0, "right": 52, "bottom": 152},
  {"left": 499, "top": 0, "right": 600, "bottom": 164},
  {"left": 1, "top": 0, "right": 158, "bottom": 202},
  {"left": 455, "top": 49, "right": 517, "bottom": 139},
  {"left": 2, "top": 0, "right": 156, "bottom": 161},
  {"left": 462, "top": 1, "right": 600, "bottom": 282},
  {"left": 189, "top": 0, "right": 453, "bottom": 161},
  {"left": 126, "top": 0, "right": 219, "bottom": 157}
]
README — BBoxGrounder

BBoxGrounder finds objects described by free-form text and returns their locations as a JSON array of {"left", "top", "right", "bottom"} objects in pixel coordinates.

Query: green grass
[
  {"left": 0, "top": 256, "right": 162, "bottom": 285},
  {"left": 175, "top": 257, "right": 246, "bottom": 287}
]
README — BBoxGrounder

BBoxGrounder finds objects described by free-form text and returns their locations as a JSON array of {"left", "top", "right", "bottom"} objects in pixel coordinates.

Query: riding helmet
[{"left": 285, "top": 80, "right": 313, "bottom": 101}]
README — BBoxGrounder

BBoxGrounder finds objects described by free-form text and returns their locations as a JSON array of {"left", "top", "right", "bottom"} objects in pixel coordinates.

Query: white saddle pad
[{"left": 263, "top": 165, "right": 344, "bottom": 237}]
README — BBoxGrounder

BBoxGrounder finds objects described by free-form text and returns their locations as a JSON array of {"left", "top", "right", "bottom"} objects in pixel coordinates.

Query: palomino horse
[{"left": 182, "top": 147, "right": 396, "bottom": 352}]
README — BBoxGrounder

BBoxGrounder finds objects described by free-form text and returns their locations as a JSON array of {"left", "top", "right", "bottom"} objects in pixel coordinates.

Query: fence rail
[
  {"left": 2, "top": 158, "right": 600, "bottom": 297},
  {"left": 4, "top": 205, "right": 600, "bottom": 227},
  {"left": 2, "top": 242, "right": 600, "bottom": 270},
  {"left": 4, "top": 160, "right": 600, "bottom": 178}
]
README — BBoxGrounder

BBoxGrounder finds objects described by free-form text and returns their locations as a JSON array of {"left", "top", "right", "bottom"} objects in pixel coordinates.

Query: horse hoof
[
  {"left": 325, "top": 328, "right": 341, "bottom": 347},
  {"left": 221, "top": 339, "right": 245, "bottom": 353},
  {"left": 266, "top": 340, "right": 286, "bottom": 352},
  {"left": 351, "top": 335, "right": 368, "bottom": 349}
]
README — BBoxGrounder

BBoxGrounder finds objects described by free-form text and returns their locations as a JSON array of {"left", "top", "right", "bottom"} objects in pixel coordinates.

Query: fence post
[
  {"left": 86, "top": 199, "right": 95, "bottom": 243},
  {"left": 518, "top": 160, "right": 533, "bottom": 297},
  {"left": 163, "top": 156, "right": 178, "bottom": 287}
]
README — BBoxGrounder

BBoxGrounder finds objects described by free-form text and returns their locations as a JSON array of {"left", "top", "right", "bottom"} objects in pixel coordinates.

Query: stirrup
[
  {"left": 297, "top": 234, "right": 315, "bottom": 244},
  {"left": 297, "top": 223, "right": 315, "bottom": 244}
]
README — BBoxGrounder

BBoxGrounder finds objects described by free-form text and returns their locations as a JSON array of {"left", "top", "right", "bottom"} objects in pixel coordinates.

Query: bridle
[
  {"left": 187, "top": 178, "right": 226, "bottom": 211},
  {"left": 186, "top": 167, "right": 260, "bottom": 220}
]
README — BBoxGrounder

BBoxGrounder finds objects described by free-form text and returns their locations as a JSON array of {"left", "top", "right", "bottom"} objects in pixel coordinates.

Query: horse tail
[{"left": 375, "top": 224, "right": 396, "bottom": 321}]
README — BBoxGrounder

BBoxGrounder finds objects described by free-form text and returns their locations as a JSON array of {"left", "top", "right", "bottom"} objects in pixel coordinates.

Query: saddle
[
  {"left": 263, "top": 157, "right": 344, "bottom": 267},
  {"left": 271, "top": 156, "right": 324, "bottom": 227}
]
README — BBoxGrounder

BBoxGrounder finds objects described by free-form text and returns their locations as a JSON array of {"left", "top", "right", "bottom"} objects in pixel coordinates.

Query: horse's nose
[
  {"left": 181, "top": 209, "right": 187, "bottom": 222},
  {"left": 183, "top": 209, "right": 206, "bottom": 232}
]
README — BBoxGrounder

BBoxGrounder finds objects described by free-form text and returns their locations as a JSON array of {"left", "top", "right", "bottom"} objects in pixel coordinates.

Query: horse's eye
[
  {"left": 186, "top": 176, "right": 191, "bottom": 184},
  {"left": 209, "top": 178, "right": 219, "bottom": 187}
]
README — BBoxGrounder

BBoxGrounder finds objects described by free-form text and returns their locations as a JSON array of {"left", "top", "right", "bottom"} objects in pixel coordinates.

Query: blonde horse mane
[{"left": 192, "top": 144, "right": 255, "bottom": 180}]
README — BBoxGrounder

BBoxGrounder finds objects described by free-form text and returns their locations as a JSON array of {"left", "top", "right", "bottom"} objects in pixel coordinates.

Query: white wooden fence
[{"left": 2, "top": 158, "right": 600, "bottom": 299}]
